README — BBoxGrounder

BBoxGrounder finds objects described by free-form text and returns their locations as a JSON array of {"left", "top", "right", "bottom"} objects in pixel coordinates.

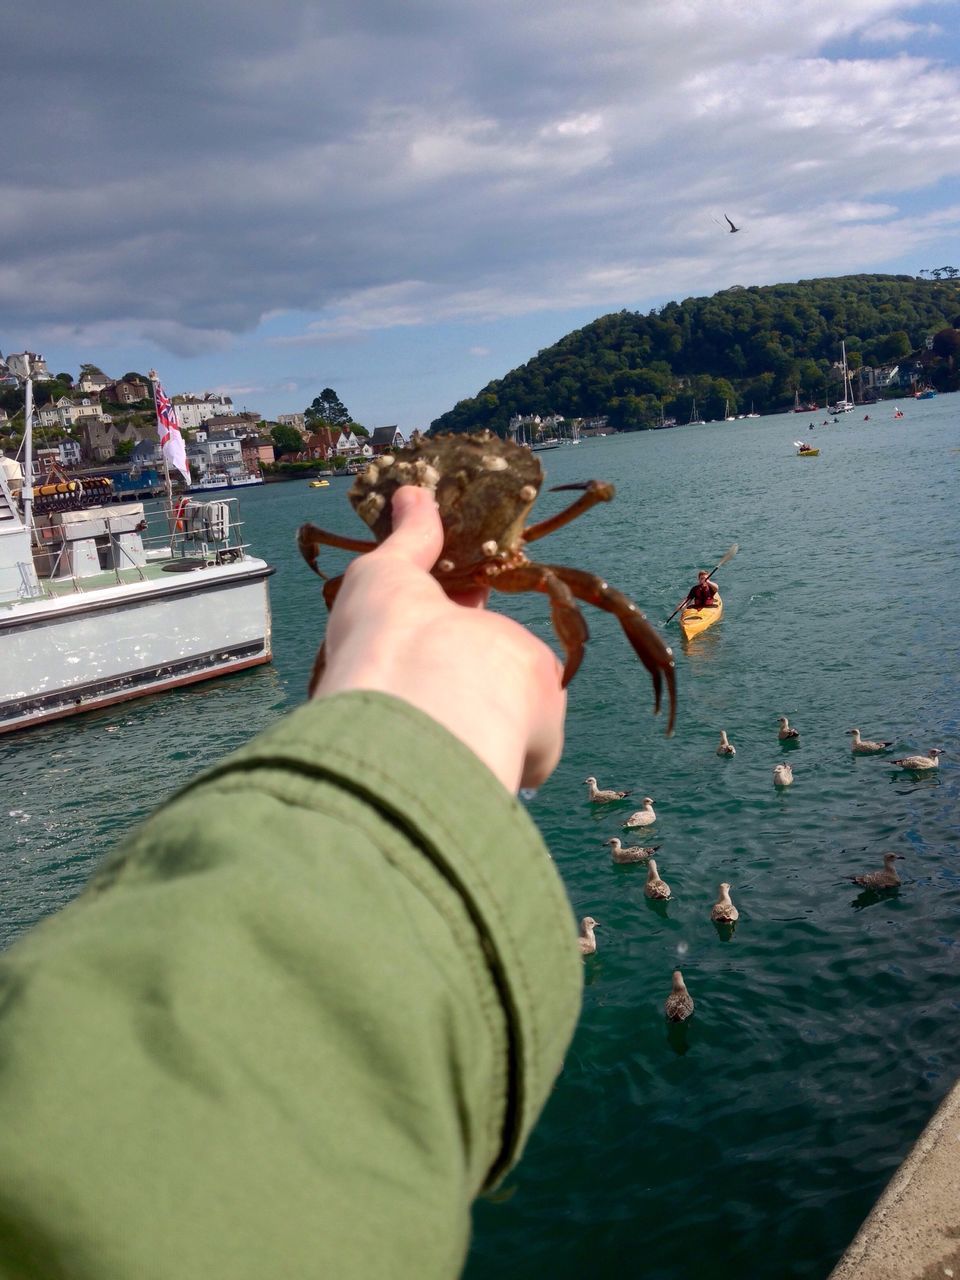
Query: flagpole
[{"left": 148, "top": 370, "right": 174, "bottom": 509}]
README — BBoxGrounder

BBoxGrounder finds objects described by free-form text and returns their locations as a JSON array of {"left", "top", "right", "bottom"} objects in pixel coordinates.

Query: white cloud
[{"left": 3, "top": 0, "right": 960, "bottom": 371}]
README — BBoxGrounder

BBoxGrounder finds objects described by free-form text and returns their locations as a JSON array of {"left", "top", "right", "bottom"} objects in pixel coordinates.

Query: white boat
[
  {"left": 746, "top": 403, "right": 760, "bottom": 418},
  {"left": 188, "top": 471, "right": 231, "bottom": 493},
  {"left": 227, "top": 472, "right": 265, "bottom": 489},
  {"left": 0, "top": 375, "right": 274, "bottom": 736},
  {"left": 828, "top": 341, "right": 856, "bottom": 414},
  {"left": 724, "top": 399, "right": 735, "bottom": 421}
]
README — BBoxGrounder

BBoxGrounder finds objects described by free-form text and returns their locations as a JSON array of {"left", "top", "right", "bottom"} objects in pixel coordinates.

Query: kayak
[
  {"left": 797, "top": 448, "right": 819, "bottom": 457},
  {"left": 680, "top": 594, "right": 723, "bottom": 641}
]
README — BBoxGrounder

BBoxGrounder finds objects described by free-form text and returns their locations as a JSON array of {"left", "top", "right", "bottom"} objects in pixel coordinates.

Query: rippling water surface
[{"left": 2, "top": 402, "right": 958, "bottom": 1278}]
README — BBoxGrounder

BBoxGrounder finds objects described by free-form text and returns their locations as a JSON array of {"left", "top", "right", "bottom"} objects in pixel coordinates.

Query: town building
[
  {"left": 368, "top": 426, "right": 406, "bottom": 455},
  {"left": 5, "top": 352, "right": 52, "bottom": 382},
  {"left": 171, "top": 394, "right": 236, "bottom": 431},
  {"left": 37, "top": 396, "right": 107, "bottom": 431}
]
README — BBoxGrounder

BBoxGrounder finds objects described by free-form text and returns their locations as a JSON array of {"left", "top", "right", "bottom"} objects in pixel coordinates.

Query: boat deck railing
[{"left": 26, "top": 494, "right": 257, "bottom": 598}]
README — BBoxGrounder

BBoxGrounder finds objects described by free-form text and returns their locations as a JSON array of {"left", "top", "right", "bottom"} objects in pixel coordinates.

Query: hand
[{"left": 314, "top": 485, "right": 567, "bottom": 793}]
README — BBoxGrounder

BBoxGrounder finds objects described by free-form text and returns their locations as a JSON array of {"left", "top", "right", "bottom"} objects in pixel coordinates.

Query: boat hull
[
  {"left": 0, "top": 560, "right": 275, "bottom": 734},
  {"left": 798, "top": 448, "right": 820, "bottom": 456},
  {"left": 680, "top": 594, "right": 723, "bottom": 641}
]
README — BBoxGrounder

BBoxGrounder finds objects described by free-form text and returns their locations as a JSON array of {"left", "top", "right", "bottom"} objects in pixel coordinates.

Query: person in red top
[{"left": 685, "top": 569, "right": 719, "bottom": 610}]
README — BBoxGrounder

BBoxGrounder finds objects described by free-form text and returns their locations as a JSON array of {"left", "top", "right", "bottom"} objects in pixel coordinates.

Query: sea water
[{"left": 1, "top": 400, "right": 957, "bottom": 1278}]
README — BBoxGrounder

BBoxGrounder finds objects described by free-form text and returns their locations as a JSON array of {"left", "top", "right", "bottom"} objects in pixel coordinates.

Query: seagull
[
  {"left": 846, "top": 728, "right": 894, "bottom": 754},
  {"left": 714, "top": 214, "right": 741, "bottom": 233},
  {"left": 605, "top": 837, "right": 661, "bottom": 864},
  {"left": 664, "top": 970, "right": 694, "bottom": 1021},
  {"left": 891, "top": 748, "right": 943, "bottom": 770},
  {"left": 777, "top": 716, "right": 800, "bottom": 741},
  {"left": 584, "top": 775, "right": 632, "bottom": 803},
  {"left": 851, "top": 853, "right": 902, "bottom": 891},
  {"left": 773, "top": 763, "right": 794, "bottom": 787},
  {"left": 716, "top": 730, "right": 736, "bottom": 756},
  {"left": 624, "top": 797, "right": 656, "bottom": 828},
  {"left": 710, "top": 882, "right": 739, "bottom": 923},
  {"left": 577, "top": 916, "right": 600, "bottom": 955},
  {"left": 644, "top": 858, "right": 671, "bottom": 900}
]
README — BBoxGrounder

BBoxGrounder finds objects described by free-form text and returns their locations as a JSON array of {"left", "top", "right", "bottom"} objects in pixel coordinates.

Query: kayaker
[{"left": 684, "top": 569, "right": 720, "bottom": 611}]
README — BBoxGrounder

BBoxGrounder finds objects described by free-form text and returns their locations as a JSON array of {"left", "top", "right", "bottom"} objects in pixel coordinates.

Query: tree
[
  {"left": 79, "top": 363, "right": 105, "bottom": 376},
  {"left": 305, "top": 388, "right": 351, "bottom": 425},
  {"left": 270, "top": 423, "right": 303, "bottom": 457},
  {"left": 112, "top": 439, "right": 135, "bottom": 462}
]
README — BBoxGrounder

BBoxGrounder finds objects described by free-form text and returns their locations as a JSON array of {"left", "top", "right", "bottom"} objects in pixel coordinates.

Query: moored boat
[
  {"left": 0, "top": 368, "right": 275, "bottom": 735},
  {"left": 680, "top": 594, "right": 723, "bottom": 641}
]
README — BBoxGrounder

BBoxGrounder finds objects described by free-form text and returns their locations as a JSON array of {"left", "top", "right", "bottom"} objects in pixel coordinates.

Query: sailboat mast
[{"left": 22, "top": 376, "right": 34, "bottom": 537}]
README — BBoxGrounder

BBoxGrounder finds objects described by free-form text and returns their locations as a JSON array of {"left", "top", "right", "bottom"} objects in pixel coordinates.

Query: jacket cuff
[{"left": 190, "top": 690, "right": 582, "bottom": 1180}]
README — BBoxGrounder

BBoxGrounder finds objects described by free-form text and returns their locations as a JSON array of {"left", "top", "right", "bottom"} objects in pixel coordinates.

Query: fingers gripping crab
[{"left": 297, "top": 431, "right": 677, "bottom": 732}]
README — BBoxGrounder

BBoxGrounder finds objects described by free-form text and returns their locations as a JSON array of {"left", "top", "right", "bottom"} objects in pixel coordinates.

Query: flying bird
[{"left": 714, "top": 213, "right": 741, "bottom": 233}]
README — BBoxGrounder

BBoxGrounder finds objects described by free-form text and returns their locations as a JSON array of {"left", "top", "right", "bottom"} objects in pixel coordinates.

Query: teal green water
[{"left": 2, "top": 400, "right": 958, "bottom": 1278}]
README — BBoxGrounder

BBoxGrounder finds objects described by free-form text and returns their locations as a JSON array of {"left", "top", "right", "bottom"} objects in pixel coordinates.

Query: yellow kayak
[{"left": 680, "top": 594, "right": 723, "bottom": 641}]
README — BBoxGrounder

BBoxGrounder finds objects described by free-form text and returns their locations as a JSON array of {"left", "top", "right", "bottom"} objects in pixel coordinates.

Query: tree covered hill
[{"left": 430, "top": 274, "right": 960, "bottom": 434}]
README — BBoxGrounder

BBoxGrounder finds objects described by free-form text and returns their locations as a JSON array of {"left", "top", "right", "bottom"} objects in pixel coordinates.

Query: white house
[
  {"left": 172, "top": 393, "right": 235, "bottom": 430},
  {"left": 334, "top": 429, "right": 370, "bottom": 457},
  {"left": 37, "top": 396, "right": 106, "bottom": 430},
  {"left": 77, "top": 370, "right": 113, "bottom": 393}
]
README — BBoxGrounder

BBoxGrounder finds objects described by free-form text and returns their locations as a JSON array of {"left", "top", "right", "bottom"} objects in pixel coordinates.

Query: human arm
[{"left": 0, "top": 490, "right": 582, "bottom": 1279}]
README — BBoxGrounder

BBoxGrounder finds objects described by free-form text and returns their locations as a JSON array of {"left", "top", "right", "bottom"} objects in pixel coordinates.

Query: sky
[{"left": 4, "top": 0, "right": 960, "bottom": 431}]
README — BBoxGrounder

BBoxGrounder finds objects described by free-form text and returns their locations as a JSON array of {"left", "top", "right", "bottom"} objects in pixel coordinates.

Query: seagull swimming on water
[
  {"left": 777, "top": 716, "right": 800, "bottom": 741},
  {"left": 710, "top": 882, "right": 739, "bottom": 923},
  {"left": 624, "top": 797, "right": 657, "bottom": 828},
  {"left": 664, "top": 970, "right": 694, "bottom": 1021},
  {"left": 891, "top": 748, "right": 943, "bottom": 771},
  {"left": 716, "top": 730, "right": 736, "bottom": 756},
  {"left": 851, "top": 853, "right": 902, "bottom": 891},
  {"left": 846, "top": 728, "right": 894, "bottom": 754},
  {"left": 583, "top": 776, "right": 632, "bottom": 803},
  {"left": 577, "top": 916, "right": 600, "bottom": 955},
  {"left": 644, "top": 858, "right": 671, "bottom": 900},
  {"left": 605, "top": 837, "right": 661, "bottom": 864},
  {"left": 773, "top": 763, "right": 794, "bottom": 787}
]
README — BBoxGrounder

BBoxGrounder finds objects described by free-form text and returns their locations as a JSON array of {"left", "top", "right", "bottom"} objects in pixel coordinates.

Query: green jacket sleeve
[{"left": 0, "top": 692, "right": 582, "bottom": 1280}]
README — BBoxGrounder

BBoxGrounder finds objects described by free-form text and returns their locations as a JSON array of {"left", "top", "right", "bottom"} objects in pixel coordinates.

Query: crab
[{"left": 297, "top": 430, "right": 676, "bottom": 731}]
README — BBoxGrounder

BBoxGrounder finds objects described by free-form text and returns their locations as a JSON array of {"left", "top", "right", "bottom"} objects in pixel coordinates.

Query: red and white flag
[{"left": 152, "top": 376, "right": 191, "bottom": 485}]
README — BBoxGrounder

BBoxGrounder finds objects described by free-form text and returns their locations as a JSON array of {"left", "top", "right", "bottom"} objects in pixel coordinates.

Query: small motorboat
[{"left": 309, "top": 479, "right": 330, "bottom": 488}]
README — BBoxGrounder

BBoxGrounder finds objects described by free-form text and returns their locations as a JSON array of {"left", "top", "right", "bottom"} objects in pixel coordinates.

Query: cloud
[{"left": 3, "top": 0, "right": 960, "bottom": 365}]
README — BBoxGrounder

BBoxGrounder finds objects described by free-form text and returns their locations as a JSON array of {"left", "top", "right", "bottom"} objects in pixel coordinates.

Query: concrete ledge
[{"left": 829, "top": 1081, "right": 960, "bottom": 1279}]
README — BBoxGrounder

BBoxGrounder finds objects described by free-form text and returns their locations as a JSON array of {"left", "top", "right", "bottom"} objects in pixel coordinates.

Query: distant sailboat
[
  {"left": 687, "top": 398, "right": 705, "bottom": 425},
  {"left": 724, "top": 399, "right": 735, "bottom": 421},
  {"left": 829, "top": 341, "right": 856, "bottom": 414}
]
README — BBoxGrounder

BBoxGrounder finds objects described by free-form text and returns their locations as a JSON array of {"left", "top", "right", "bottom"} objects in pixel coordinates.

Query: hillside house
[
  {"left": 77, "top": 370, "right": 113, "bottom": 394},
  {"left": 172, "top": 393, "right": 236, "bottom": 431},
  {"left": 37, "top": 396, "right": 106, "bottom": 431},
  {"left": 368, "top": 425, "right": 406, "bottom": 455}
]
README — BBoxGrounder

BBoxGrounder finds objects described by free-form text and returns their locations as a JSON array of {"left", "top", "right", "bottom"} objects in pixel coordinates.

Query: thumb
[{"left": 379, "top": 485, "right": 444, "bottom": 570}]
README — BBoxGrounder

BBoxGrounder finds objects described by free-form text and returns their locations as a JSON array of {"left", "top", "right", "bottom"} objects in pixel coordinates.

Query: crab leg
[
  {"left": 304, "top": 574, "right": 348, "bottom": 696},
  {"left": 297, "top": 522, "right": 377, "bottom": 579},
  {"left": 490, "top": 564, "right": 589, "bottom": 687},
  {"left": 522, "top": 480, "right": 615, "bottom": 544},
  {"left": 546, "top": 565, "right": 677, "bottom": 734}
]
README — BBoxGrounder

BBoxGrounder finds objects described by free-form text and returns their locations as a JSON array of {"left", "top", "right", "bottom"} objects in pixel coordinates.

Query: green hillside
[{"left": 430, "top": 274, "right": 960, "bottom": 434}]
